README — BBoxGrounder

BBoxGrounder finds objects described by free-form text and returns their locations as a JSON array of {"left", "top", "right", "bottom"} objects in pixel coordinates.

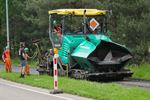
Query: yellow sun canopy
[{"left": 48, "top": 9, "right": 106, "bottom": 16}]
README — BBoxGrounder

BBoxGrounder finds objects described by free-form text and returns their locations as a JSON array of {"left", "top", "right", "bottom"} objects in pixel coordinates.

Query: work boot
[
  {"left": 20, "top": 74, "right": 25, "bottom": 78},
  {"left": 22, "top": 74, "right": 25, "bottom": 78}
]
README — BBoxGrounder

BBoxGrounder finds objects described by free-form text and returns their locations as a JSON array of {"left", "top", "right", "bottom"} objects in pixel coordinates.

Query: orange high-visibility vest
[{"left": 3, "top": 50, "right": 10, "bottom": 59}]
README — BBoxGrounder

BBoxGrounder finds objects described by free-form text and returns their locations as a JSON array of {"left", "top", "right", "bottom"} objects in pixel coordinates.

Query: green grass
[
  {"left": 28, "top": 60, "right": 38, "bottom": 68},
  {"left": 11, "top": 58, "right": 20, "bottom": 66},
  {"left": 129, "top": 63, "right": 150, "bottom": 80},
  {"left": 0, "top": 60, "right": 3, "bottom": 64},
  {"left": 0, "top": 70, "right": 150, "bottom": 100}
]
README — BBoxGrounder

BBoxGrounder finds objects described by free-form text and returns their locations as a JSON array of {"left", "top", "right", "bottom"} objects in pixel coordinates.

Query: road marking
[{"left": 0, "top": 80, "right": 74, "bottom": 100}]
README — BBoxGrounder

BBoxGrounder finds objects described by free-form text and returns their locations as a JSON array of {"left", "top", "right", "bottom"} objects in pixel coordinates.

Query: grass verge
[
  {"left": 129, "top": 63, "right": 150, "bottom": 80},
  {"left": 0, "top": 70, "right": 150, "bottom": 100},
  {"left": 2, "top": 58, "right": 150, "bottom": 80}
]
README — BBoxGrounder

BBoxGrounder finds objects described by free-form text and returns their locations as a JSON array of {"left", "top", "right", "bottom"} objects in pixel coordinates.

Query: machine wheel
[{"left": 69, "top": 69, "right": 88, "bottom": 79}]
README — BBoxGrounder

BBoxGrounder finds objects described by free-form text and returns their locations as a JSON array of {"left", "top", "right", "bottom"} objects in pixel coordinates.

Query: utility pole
[{"left": 6, "top": 0, "right": 10, "bottom": 48}]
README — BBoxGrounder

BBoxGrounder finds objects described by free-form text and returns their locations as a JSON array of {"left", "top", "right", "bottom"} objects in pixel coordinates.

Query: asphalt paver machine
[{"left": 47, "top": 9, "right": 133, "bottom": 81}]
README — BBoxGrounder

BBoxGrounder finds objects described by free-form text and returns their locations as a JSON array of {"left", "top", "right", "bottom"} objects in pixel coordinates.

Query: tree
[{"left": 0, "top": 0, "right": 149, "bottom": 63}]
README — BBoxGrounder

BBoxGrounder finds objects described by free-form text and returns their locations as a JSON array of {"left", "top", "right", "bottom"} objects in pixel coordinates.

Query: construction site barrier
[{"left": 50, "top": 54, "right": 63, "bottom": 94}]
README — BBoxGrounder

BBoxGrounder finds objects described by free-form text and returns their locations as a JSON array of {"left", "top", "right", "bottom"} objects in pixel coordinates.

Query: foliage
[
  {"left": 0, "top": 0, "right": 149, "bottom": 64},
  {"left": 129, "top": 63, "right": 150, "bottom": 80}
]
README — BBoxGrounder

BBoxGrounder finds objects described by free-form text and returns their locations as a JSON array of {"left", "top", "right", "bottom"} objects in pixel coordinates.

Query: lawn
[
  {"left": 0, "top": 70, "right": 150, "bottom": 100},
  {"left": 129, "top": 63, "right": 150, "bottom": 80}
]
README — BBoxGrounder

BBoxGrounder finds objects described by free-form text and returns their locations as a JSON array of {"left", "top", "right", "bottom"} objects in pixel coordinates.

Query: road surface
[
  {"left": 0, "top": 79, "right": 92, "bottom": 100},
  {"left": 117, "top": 78, "right": 150, "bottom": 90},
  {"left": 0, "top": 64, "right": 39, "bottom": 75}
]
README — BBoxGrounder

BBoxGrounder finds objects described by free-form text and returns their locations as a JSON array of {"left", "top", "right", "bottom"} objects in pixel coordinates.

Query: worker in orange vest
[
  {"left": 2, "top": 46, "right": 12, "bottom": 72},
  {"left": 24, "top": 48, "right": 31, "bottom": 75},
  {"left": 53, "top": 20, "right": 62, "bottom": 37}
]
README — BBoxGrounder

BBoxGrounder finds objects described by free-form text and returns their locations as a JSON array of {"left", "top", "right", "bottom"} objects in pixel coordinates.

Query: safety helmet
[
  {"left": 24, "top": 48, "right": 29, "bottom": 52},
  {"left": 5, "top": 46, "right": 9, "bottom": 49},
  {"left": 53, "top": 20, "right": 57, "bottom": 25}
]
